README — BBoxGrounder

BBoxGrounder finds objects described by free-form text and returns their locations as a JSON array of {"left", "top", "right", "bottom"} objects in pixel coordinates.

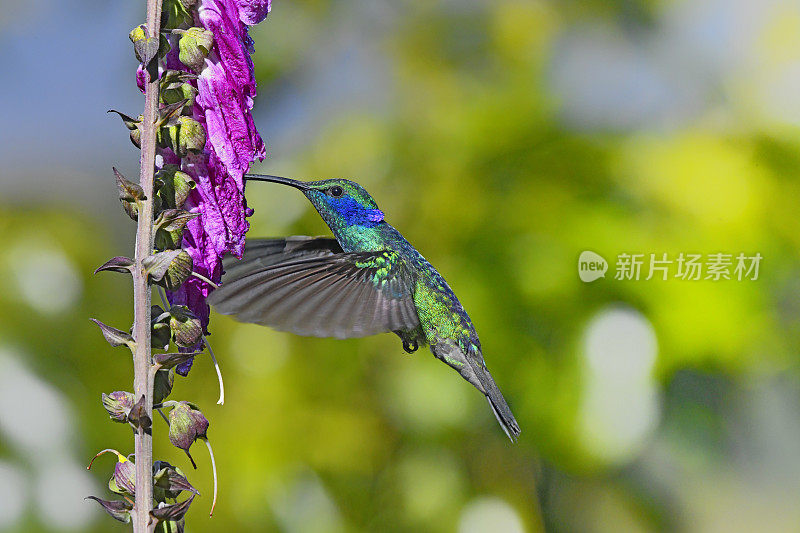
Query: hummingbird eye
[{"left": 329, "top": 186, "right": 344, "bottom": 197}]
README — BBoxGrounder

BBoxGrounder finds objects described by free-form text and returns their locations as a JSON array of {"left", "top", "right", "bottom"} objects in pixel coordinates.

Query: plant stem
[{"left": 132, "top": 0, "right": 162, "bottom": 530}]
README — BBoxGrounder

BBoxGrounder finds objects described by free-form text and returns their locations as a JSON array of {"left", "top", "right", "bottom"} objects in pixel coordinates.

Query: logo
[
  {"left": 579, "top": 251, "right": 608, "bottom": 282},
  {"left": 578, "top": 251, "right": 762, "bottom": 282}
]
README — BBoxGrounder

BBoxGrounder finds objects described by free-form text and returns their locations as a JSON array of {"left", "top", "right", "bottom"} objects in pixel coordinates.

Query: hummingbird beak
[{"left": 245, "top": 174, "right": 310, "bottom": 191}]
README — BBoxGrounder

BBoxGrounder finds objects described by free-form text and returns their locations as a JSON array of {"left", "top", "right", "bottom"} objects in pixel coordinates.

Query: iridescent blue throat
[{"left": 326, "top": 196, "right": 385, "bottom": 228}]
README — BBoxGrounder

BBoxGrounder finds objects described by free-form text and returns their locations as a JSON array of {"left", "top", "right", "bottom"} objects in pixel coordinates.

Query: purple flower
[
  {"left": 162, "top": 0, "right": 269, "bottom": 375},
  {"left": 234, "top": 0, "right": 271, "bottom": 25}
]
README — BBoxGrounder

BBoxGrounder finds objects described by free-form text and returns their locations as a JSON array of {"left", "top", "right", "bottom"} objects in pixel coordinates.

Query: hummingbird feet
[
  {"left": 394, "top": 329, "right": 423, "bottom": 354},
  {"left": 402, "top": 339, "right": 418, "bottom": 353}
]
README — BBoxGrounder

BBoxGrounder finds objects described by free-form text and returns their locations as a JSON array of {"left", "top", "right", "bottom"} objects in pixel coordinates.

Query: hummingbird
[{"left": 207, "top": 175, "right": 521, "bottom": 440}]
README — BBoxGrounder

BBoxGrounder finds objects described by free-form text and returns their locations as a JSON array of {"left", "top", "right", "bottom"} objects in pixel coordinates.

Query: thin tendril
[
  {"left": 191, "top": 271, "right": 219, "bottom": 289},
  {"left": 203, "top": 438, "right": 218, "bottom": 516},
  {"left": 204, "top": 338, "right": 225, "bottom": 405}
]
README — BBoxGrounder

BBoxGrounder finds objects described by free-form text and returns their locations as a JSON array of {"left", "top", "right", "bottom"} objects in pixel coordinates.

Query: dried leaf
[
  {"left": 113, "top": 167, "right": 145, "bottom": 220},
  {"left": 150, "top": 495, "right": 195, "bottom": 522},
  {"left": 154, "top": 352, "right": 201, "bottom": 370},
  {"left": 129, "top": 24, "right": 159, "bottom": 66},
  {"left": 94, "top": 256, "right": 134, "bottom": 275},
  {"left": 90, "top": 319, "right": 134, "bottom": 348},
  {"left": 154, "top": 464, "right": 198, "bottom": 497},
  {"left": 155, "top": 209, "right": 199, "bottom": 233},
  {"left": 153, "top": 368, "right": 175, "bottom": 404},
  {"left": 127, "top": 395, "right": 152, "bottom": 431},
  {"left": 157, "top": 100, "right": 189, "bottom": 128},
  {"left": 114, "top": 168, "right": 145, "bottom": 201},
  {"left": 86, "top": 496, "right": 132, "bottom": 523}
]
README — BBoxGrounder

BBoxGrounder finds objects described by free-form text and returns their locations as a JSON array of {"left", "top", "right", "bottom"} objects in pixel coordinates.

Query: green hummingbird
[{"left": 207, "top": 175, "right": 521, "bottom": 440}]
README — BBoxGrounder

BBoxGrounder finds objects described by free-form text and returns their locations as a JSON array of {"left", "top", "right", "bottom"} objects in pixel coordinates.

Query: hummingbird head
[{"left": 246, "top": 175, "right": 385, "bottom": 231}]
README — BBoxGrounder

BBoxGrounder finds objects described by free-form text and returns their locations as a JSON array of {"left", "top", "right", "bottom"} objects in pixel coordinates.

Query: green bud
[
  {"left": 178, "top": 27, "right": 213, "bottom": 73},
  {"left": 156, "top": 166, "right": 196, "bottom": 210},
  {"left": 159, "top": 116, "right": 205, "bottom": 157},
  {"left": 152, "top": 305, "right": 172, "bottom": 351},
  {"left": 162, "top": 80, "right": 197, "bottom": 108},
  {"left": 169, "top": 306, "right": 203, "bottom": 347},
  {"left": 143, "top": 249, "right": 193, "bottom": 291},
  {"left": 129, "top": 24, "right": 146, "bottom": 42},
  {"left": 101, "top": 391, "right": 135, "bottom": 423},
  {"left": 168, "top": 401, "right": 208, "bottom": 452},
  {"left": 164, "top": 249, "right": 193, "bottom": 291},
  {"left": 178, "top": 115, "right": 206, "bottom": 153},
  {"left": 154, "top": 209, "right": 199, "bottom": 251},
  {"left": 159, "top": 33, "right": 172, "bottom": 60}
]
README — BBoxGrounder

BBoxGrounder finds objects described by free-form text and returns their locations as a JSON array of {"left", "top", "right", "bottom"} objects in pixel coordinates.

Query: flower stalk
[
  {"left": 91, "top": 0, "right": 270, "bottom": 529},
  {"left": 131, "top": 0, "right": 163, "bottom": 529}
]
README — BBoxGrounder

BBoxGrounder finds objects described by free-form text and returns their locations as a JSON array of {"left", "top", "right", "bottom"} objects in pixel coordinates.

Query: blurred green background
[{"left": 3, "top": 0, "right": 800, "bottom": 531}]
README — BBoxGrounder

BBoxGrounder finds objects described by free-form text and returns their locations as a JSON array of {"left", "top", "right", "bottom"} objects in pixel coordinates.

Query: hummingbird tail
[
  {"left": 431, "top": 339, "right": 521, "bottom": 441},
  {"left": 483, "top": 376, "right": 521, "bottom": 442}
]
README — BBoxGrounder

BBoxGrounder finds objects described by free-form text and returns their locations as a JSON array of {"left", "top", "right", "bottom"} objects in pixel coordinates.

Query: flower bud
[
  {"left": 88, "top": 449, "right": 136, "bottom": 497},
  {"left": 162, "top": 80, "right": 198, "bottom": 108},
  {"left": 156, "top": 166, "right": 196, "bottom": 210},
  {"left": 168, "top": 401, "right": 209, "bottom": 452},
  {"left": 152, "top": 305, "right": 172, "bottom": 351},
  {"left": 159, "top": 116, "right": 206, "bottom": 157},
  {"left": 102, "top": 391, "right": 135, "bottom": 423},
  {"left": 154, "top": 209, "right": 199, "bottom": 250},
  {"left": 169, "top": 306, "right": 203, "bottom": 348},
  {"left": 178, "top": 115, "right": 206, "bottom": 153},
  {"left": 113, "top": 456, "right": 136, "bottom": 496},
  {"left": 178, "top": 28, "right": 214, "bottom": 74},
  {"left": 143, "top": 250, "right": 193, "bottom": 291}
]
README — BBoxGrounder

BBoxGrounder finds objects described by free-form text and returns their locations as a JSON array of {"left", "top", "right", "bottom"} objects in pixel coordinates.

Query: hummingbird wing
[{"left": 208, "top": 238, "right": 419, "bottom": 339}]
